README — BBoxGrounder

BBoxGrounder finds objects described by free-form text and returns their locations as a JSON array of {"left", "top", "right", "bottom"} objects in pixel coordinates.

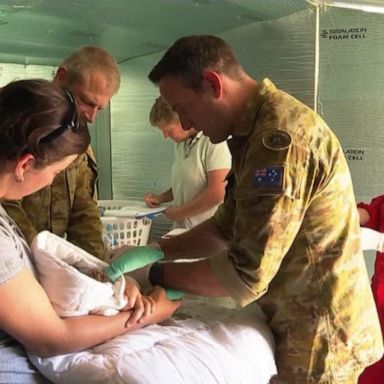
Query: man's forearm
[
  {"left": 162, "top": 258, "right": 229, "bottom": 297},
  {"left": 158, "top": 218, "right": 229, "bottom": 261}
]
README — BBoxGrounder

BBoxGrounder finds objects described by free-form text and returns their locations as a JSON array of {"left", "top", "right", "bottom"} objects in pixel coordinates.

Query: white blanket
[{"left": 29, "top": 231, "right": 277, "bottom": 384}]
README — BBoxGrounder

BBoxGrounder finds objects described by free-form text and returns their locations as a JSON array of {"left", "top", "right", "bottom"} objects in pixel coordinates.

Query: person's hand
[
  {"left": 149, "top": 286, "right": 182, "bottom": 322},
  {"left": 144, "top": 193, "right": 161, "bottom": 208},
  {"left": 122, "top": 277, "right": 142, "bottom": 310},
  {"left": 164, "top": 206, "right": 185, "bottom": 222},
  {"left": 122, "top": 277, "right": 156, "bottom": 325}
]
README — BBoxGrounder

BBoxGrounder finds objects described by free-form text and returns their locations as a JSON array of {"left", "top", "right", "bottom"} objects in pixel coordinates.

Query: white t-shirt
[{"left": 171, "top": 132, "right": 231, "bottom": 229}]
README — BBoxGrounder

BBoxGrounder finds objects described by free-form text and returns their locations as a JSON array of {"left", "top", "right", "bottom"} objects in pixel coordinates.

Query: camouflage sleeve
[
  {"left": 211, "top": 132, "right": 311, "bottom": 307},
  {"left": 1, "top": 199, "right": 38, "bottom": 244},
  {"left": 213, "top": 171, "right": 236, "bottom": 239},
  {"left": 66, "top": 154, "right": 106, "bottom": 259}
]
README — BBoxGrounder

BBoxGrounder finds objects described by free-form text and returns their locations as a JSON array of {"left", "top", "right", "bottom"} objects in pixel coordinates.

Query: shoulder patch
[
  {"left": 253, "top": 166, "right": 284, "bottom": 188},
  {"left": 262, "top": 130, "right": 291, "bottom": 151}
]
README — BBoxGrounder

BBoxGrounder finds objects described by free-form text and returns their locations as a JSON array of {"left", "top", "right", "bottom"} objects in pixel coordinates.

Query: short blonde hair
[
  {"left": 149, "top": 96, "right": 179, "bottom": 126},
  {"left": 61, "top": 46, "right": 120, "bottom": 93}
]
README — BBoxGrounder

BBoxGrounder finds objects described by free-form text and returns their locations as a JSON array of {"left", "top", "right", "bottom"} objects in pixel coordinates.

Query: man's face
[
  {"left": 63, "top": 70, "right": 115, "bottom": 123},
  {"left": 159, "top": 75, "right": 231, "bottom": 144}
]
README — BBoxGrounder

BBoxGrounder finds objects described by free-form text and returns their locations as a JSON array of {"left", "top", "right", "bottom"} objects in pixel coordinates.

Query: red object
[{"left": 358, "top": 196, "right": 384, "bottom": 383}]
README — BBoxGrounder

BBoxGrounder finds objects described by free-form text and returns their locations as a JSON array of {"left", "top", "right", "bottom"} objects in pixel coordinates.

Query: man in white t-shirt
[{"left": 144, "top": 96, "right": 231, "bottom": 229}]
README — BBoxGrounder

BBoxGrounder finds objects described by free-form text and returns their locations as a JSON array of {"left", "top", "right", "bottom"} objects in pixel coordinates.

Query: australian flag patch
[{"left": 253, "top": 166, "right": 284, "bottom": 188}]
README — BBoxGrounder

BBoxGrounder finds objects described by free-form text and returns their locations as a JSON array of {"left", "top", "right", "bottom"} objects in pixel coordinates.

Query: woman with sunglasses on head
[{"left": 0, "top": 79, "right": 180, "bottom": 383}]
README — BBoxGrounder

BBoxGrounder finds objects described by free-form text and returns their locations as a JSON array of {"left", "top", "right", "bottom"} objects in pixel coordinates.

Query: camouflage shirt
[
  {"left": 211, "top": 79, "right": 383, "bottom": 383},
  {"left": 3, "top": 146, "right": 106, "bottom": 259}
]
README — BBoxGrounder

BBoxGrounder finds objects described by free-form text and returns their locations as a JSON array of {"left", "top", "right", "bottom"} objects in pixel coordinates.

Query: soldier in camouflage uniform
[
  {"left": 2, "top": 46, "right": 120, "bottom": 259},
  {"left": 123, "top": 35, "right": 384, "bottom": 383}
]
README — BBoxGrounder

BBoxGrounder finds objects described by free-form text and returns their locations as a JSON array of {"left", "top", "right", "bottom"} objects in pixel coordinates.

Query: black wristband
[{"left": 149, "top": 262, "right": 164, "bottom": 286}]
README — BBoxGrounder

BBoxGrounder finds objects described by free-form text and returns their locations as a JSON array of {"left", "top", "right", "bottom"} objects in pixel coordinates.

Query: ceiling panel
[
  {"left": 0, "top": 0, "right": 310, "bottom": 65},
  {"left": 0, "top": 0, "right": 382, "bottom": 66}
]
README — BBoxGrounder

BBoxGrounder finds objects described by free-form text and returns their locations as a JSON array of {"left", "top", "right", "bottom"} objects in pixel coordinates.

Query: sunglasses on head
[{"left": 40, "top": 89, "right": 79, "bottom": 144}]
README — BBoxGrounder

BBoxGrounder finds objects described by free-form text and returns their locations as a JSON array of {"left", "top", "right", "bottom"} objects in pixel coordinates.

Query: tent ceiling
[{"left": 0, "top": 0, "right": 382, "bottom": 66}]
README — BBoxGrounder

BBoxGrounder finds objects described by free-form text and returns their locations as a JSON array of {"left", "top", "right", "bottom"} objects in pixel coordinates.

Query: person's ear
[
  {"left": 14, "top": 153, "right": 35, "bottom": 182},
  {"left": 202, "top": 70, "right": 222, "bottom": 99},
  {"left": 53, "top": 66, "right": 69, "bottom": 86}
]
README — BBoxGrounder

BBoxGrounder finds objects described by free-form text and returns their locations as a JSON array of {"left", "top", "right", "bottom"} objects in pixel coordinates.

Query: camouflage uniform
[
  {"left": 3, "top": 146, "right": 106, "bottom": 259},
  {"left": 211, "top": 79, "right": 383, "bottom": 383}
]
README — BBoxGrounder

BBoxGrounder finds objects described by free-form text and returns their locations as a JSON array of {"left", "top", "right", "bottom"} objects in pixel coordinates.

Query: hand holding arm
[
  {"left": 121, "top": 276, "right": 155, "bottom": 325},
  {"left": 122, "top": 286, "right": 181, "bottom": 327},
  {"left": 0, "top": 267, "right": 182, "bottom": 358}
]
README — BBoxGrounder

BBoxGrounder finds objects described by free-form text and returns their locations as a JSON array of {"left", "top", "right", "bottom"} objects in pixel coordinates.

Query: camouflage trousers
[
  {"left": 269, "top": 326, "right": 366, "bottom": 384},
  {"left": 270, "top": 368, "right": 362, "bottom": 384}
]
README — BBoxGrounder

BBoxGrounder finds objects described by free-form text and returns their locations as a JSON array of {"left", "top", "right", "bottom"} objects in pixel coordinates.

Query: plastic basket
[{"left": 97, "top": 200, "right": 152, "bottom": 249}]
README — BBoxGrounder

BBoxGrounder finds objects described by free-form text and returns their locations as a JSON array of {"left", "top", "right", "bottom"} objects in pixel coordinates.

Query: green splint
[
  {"left": 165, "top": 289, "right": 185, "bottom": 301},
  {"left": 104, "top": 247, "right": 164, "bottom": 282}
]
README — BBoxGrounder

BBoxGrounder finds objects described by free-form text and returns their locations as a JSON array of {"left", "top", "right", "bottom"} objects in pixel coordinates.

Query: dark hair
[
  {"left": 148, "top": 35, "right": 242, "bottom": 90},
  {"left": 0, "top": 79, "right": 90, "bottom": 169}
]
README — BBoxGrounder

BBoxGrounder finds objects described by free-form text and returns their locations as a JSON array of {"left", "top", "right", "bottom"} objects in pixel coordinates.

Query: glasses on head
[{"left": 40, "top": 88, "right": 79, "bottom": 144}]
